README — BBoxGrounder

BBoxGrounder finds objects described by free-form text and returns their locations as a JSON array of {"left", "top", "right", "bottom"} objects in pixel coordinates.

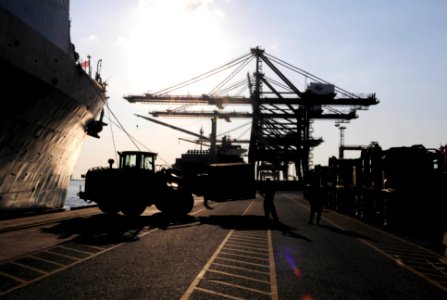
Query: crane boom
[{"left": 135, "top": 114, "right": 210, "bottom": 141}]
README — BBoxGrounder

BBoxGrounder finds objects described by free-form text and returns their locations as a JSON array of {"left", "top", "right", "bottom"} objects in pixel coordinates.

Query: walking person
[
  {"left": 259, "top": 178, "right": 279, "bottom": 223},
  {"left": 304, "top": 169, "right": 324, "bottom": 225},
  {"left": 308, "top": 194, "right": 323, "bottom": 225}
]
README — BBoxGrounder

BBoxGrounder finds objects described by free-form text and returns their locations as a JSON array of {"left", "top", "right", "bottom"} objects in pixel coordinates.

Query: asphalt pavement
[{"left": 0, "top": 192, "right": 446, "bottom": 299}]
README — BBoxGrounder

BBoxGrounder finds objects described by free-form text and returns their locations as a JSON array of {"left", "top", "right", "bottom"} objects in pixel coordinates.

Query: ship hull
[{"left": 0, "top": 5, "right": 106, "bottom": 212}]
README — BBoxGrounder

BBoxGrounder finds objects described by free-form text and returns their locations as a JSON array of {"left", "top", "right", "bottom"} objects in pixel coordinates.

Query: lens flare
[
  {"left": 285, "top": 250, "right": 302, "bottom": 279},
  {"left": 302, "top": 294, "right": 314, "bottom": 300}
]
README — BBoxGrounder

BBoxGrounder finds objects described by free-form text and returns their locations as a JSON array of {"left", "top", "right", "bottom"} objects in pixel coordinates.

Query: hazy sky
[{"left": 70, "top": 0, "right": 447, "bottom": 178}]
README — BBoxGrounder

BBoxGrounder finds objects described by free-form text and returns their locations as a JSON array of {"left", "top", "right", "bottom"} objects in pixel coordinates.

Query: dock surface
[{"left": 1, "top": 192, "right": 446, "bottom": 299}]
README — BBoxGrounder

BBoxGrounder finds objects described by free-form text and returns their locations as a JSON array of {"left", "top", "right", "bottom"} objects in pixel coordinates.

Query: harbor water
[{"left": 63, "top": 179, "right": 94, "bottom": 209}]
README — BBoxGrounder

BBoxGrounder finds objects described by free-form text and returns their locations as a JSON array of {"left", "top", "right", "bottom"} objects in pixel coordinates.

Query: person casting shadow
[
  {"left": 259, "top": 178, "right": 280, "bottom": 223},
  {"left": 304, "top": 169, "right": 325, "bottom": 226},
  {"left": 308, "top": 196, "right": 323, "bottom": 225}
]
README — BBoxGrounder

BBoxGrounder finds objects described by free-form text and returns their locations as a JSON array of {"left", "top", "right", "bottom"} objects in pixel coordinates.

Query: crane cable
[
  {"left": 236, "top": 125, "right": 252, "bottom": 141},
  {"left": 217, "top": 120, "right": 252, "bottom": 138},
  {"left": 153, "top": 52, "right": 252, "bottom": 95},
  {"left": 106, "top": 103, "right": 118, "bottom": 163},
  {"left": 106, "top": 101, "right": 141, "bottom": 151},
  {"left": 265, "top": 53, "right": 360, "bottom": 99},
  {"left": 105, "top": 102, "right": 172, "bottom": 167},
  {"left": 209, "top": 55, "right": 254, "bottom": 96}
]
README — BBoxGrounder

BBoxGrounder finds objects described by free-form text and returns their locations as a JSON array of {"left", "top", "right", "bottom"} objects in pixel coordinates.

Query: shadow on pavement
[
  {"left": 41, "top": 213, "right": 312, "bottom": 245},
  {"left": 41, "top": 213, "right": 198, "bottom": 245},
  {"left": 41, "top": 214, "right": 144, "bottom": 245},
  {"left": 317, "top": 224, "right": 378, "bottom": 242},
  {"left": 198, "top": 214, "right": 312, "bottom": 242}
]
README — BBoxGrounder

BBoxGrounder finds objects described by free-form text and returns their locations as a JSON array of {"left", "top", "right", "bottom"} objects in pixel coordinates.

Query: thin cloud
[
  {"left": 138, "top": 0, "right": 147, "bottom": 8},
  {"left": 115, "top": 36, "right": 124, "bottom": 46},
  {"left": 88, "top": 34, "right": 99, "bottom": 41},
  {"left": 214, "top": 9, "right": 225, "bottom": 18},
  {"left": 185, "top": 0, "right": 213, "bottom": 12}
]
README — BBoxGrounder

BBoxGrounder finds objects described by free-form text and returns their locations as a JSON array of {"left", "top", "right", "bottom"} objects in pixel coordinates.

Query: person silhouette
[
  {"left": 304, "top": 171, "right": 324, "bottom": 225},
  {"left": 308, "top": 195, "right": 323, "bottom": 225},
  {"left": 259, "top": 179, "right": 279, "bottom": 223}
]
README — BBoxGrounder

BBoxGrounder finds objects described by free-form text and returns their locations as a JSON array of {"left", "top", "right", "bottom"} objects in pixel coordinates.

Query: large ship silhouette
[{"left": 0, "top": 1, "right": 107, "bottom": 213}]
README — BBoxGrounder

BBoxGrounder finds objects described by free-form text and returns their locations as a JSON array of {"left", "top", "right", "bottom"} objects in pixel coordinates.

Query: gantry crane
[{"left": 124, "top": 47, "right": 379, "bottom": 182}]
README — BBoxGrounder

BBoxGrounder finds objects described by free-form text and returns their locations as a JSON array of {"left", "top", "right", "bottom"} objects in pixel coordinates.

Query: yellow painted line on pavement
[
  {"left": 212, "top": 262, "right": 270, "bottom": 275},
  {"left": 181, "top": 199, "right": 279, "bottom": 300},
  {"left": 0, "top": 202, "right": 214, "bottom": 297},
  {"left": 268, "top": 229, "right": 279, "bottom": 300},
  {"left": 293, "top": 196, "right": 447, "bottom": 293}
]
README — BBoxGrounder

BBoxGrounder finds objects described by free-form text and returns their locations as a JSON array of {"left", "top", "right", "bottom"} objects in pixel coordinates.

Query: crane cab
[{"left": 118, "top": 151, "right": 157, "bottom": 172}]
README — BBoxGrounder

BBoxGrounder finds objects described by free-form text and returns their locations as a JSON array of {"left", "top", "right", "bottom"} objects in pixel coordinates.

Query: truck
[
  {"left": 79, "top": 150, "right": 257, "bottom": 217},
  {"left": 200, "top": 162, "right": 256, "bottom": 202},
  {"left": 78, "top": 151, "right": 194, "bottom": 217}
]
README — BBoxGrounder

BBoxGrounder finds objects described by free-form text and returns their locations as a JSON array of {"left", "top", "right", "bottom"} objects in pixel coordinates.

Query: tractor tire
[
  {"left": 121, "top": 203, "right": 146, "bottom": 217},
  {"left": 98, "top": 201, "right": 120, "bottom": 215},
  {"left": 156, "top": 189, "right": 194, "bottom": 216},
  {"left": 176, "top": 190, "right": 194, "bottom": 215}
]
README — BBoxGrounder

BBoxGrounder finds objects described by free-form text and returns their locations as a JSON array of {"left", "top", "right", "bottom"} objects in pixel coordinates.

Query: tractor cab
[{"left": 118, "top": 151, "right": 157, "bottom": 172}]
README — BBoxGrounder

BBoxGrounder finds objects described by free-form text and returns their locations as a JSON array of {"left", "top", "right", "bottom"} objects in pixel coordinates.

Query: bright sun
[{"left": 125, "top": 0, "right": 231, "bottom": 94}]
